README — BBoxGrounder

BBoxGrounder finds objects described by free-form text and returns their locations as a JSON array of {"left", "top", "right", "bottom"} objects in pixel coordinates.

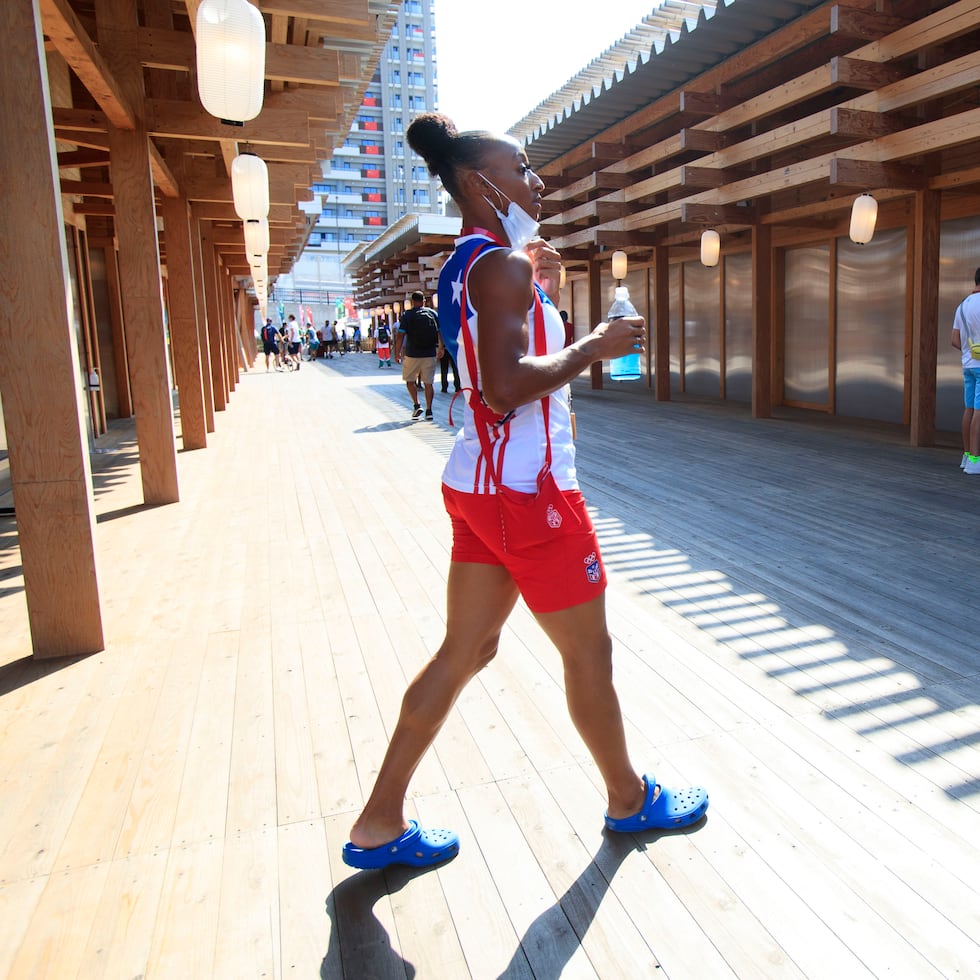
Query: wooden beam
[
  {"left": 192, "top": 201, "right": 295, "bottom": 223},
  {"left": 58, "top": 148, "right": 111, "bottom": 169},
  {"left": 259, "top": 0, "right": 371, "bottom": 26},
  {"left": 678, "top": 90, "right": 730, "bottom": 116},
  {"left": 829, "top": 158, "right": 926, "bottom": 189},
  {"left": 680, "top": 128, "right": 730, "bottom": 152},
  {"left": 51, "top": 106, "right": 109, "bottom": 133},
  {"left": 146, "top": 99, "right": 311, "bottom": 147},
  {"left": 830, "top": 106, "right": 907, "bottom": 139},
  {"left": 830, "top": 56, "right": 907, "bottom": 90},
  {"left": 830, "top": 6, "right": 911, "bottom": 41},
  {"left": 681, "top": 203, "right": 758, "bottom": 226},
  {"left": 264, "top": 88, "right": 340, "bottom": 121},
  {"left": 38, "top": 0, "right": 136, "bottom": 130},
  {"left": 594, "top": 231, "right": 660, "bottom": 247},
  {"left": 266, "top": 43, "right": 340, "bottom": 87},
  {"left": 60, "top": 179, "right": 114, "bottom": 197},
  {"left": 139, "top": 27, "right": 341, "bottom": 86},
  {"left": 680, "top": 165, "right": 737, "bottom": 189}
]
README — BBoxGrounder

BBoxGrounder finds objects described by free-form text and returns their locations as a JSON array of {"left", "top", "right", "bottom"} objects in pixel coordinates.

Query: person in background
[
  {"left": 375, "top": 318, "right": 392, "bottom": 368},
  {"left": 437, "top": 332, "right": 461, "bottom": 393},
  {"left": 341, "top": 111, "right": 707, "bottom": 872},
  {"left": 560, "top": 309, "right": 574, "bottom": 348},
  {"left": 306, "top": 323, "right": 319, "bottom": 361},
  {"left": 353, "top": 323, "right": 362, "bottom": 353},
  {"left": 260, "top": 317, "right": 281, "bottom": 371},
  {"left": 286, "top": 314, "right": 302, "bottom": 371},
  {"left": 952, "top": 266, "right": 980, "bottom": 474},
  {"left": 395, "top": 290, "right": 440, "bottom": 421}
]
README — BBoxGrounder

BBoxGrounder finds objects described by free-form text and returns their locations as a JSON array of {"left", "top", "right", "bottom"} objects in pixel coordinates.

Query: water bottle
[{"left": 608, "top": 285, "right": 642, "bottom": 381}]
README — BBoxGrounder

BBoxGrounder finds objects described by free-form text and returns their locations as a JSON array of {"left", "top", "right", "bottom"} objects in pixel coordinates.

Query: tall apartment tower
[{"left": 283, "top": 0, "right": 442, "bottom": 305}]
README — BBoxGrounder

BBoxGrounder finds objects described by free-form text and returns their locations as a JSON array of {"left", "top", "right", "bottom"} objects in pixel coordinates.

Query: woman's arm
[{"left": 471, "top": 247, "right": 645, "bottom": 415}]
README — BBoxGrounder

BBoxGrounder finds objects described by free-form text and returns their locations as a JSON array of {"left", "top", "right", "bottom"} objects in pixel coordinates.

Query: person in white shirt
[{"left": 951, "top": 267, "right": 980, "bottom": 473}]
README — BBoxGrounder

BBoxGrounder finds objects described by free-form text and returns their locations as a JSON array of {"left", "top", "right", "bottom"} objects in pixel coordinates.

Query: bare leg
[
  {"left": 534, "top": 596, "right": 646, "bottom": 819},
  {"left": 970, "top": 408, "right": 980, "bottom": 456},
  {"left": 405, "top": 380, "right": 420, "bottom": 405},
  {"left": 963, "top": 407, "right": 973, "bottom": 455},
  {"left": 423, "top": 382, "right": 435, "bottom": 412},
  {"left": 349, "top": 562, "right": 520, "bottom": 848}
]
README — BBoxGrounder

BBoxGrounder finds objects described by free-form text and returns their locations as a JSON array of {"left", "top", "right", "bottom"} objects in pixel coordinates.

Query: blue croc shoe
[
  {"left": 342, "top": 820, "right": 459, "bottom": 870},
  {"left": 605, "top": 774, "right": 708, "bottom": 832}
]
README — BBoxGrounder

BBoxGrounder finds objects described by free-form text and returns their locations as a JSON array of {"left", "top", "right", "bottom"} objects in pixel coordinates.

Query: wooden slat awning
[{"left": 43, "top": 0, "right": 401, "bottom": 285}]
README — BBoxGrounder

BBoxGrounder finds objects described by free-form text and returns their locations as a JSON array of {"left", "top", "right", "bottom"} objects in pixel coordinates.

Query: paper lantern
[
  {"left": 611, "top": 249, "right": 628, "bottom": 281},
  {"left": 700, "top": 229, "right": 720, "bottom": 267},
  {"left": 243, "top": 217, "right": 270, "bottom": 256},
  {"left": 196, "top": 0, "right": 266, "bottom": 124},
  {"left": 849, "top": 193, "right": 878, "bottom": 245},
  {"left": 231, "top": 152, "right": 269, "bottom": 219}
]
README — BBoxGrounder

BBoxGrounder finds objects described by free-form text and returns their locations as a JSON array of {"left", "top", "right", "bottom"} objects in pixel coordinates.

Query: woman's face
[{"left": 477, "top": 138, "right": 545, "bottom": 219}]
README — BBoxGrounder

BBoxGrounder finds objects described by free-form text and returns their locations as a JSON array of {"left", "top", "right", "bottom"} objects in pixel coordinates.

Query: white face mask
[{"left": 479, "top": 174, "right": 539, "bottom": 252}]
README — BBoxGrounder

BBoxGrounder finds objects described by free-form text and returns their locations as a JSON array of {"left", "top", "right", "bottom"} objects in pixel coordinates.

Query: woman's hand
[
  {"left": 524, "top": 238, "right": 562, "bottom": 305},
  {"left": 583, "top": 316, "right": 646, "bottom": 359}
]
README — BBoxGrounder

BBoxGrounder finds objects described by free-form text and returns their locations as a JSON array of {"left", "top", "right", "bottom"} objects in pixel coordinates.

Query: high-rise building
[{"left": 276, "top": 0, "right": 441, "bottom": 309}]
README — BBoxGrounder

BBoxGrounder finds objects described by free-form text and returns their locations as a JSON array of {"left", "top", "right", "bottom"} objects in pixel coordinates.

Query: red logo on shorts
[
  {"left": 546, "top": 503, "right": 562, "bottom": 529},
  {"left": 584, "top": 551, "right": 602, "bottom": 584}
]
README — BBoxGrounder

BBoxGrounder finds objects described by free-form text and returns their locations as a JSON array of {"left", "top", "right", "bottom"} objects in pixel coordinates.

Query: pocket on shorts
[{"left": 496, "top": 472, "right": 581, "bottom": 554}]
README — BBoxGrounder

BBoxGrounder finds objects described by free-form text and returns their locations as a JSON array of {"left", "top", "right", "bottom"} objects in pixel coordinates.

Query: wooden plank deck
[{"left": 1, "top": 352, "right": 978, "bottom": 979}]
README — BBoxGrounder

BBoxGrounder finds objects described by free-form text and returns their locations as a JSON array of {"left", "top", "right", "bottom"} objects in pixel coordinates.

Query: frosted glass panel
[
  {"left": 784, "top": 246, "right": 829, "bottom": 406},
  {"left": 836, "top": 229, "right": 906, "bottom": 422},
  {"left": 684, "top": 260, "right": 721, "bottom": 398},
  {"left": 724, "top": 252, "right": 752, "bottom": 403},
  {"left": 938, "top": 217, "right": 980, "bottom": 434},
  {"left": 669, "top": 263, "right": 681, "bottom": 392}
]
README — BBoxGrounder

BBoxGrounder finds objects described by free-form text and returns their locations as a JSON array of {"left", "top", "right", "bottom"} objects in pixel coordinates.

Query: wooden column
[
  {"left": 751, "top": 223, "right": 773, "bottom": 419},
  {"left": 221, "top": 269, "right": 238, "bottom": 392},
  {"left": 236, "top": 287, "right": 254, "bottom": 369},
  {"left": 190, "top": 214, "right": 216, "bottom": 432},
  {"left": 97, "top": 0, "right": 179, "bottom": 504},
  {"left": 1, "top": 0, "right": 103, "bottom": 657},
  {"left": 161, "top": 195, "right": 208, "bottom": 450},
  {"left": 241, "top": 293, "right": 258, "bottom": 364},
  {"left": 910, "top": 189, "right": 940, "bottom": 447},
  {"left": 653, "top": 244, "right": 671, "bottom": 401},
  {"left": 201, "top": 234, "right": 228, "bottom": 412},
  {"left": 102, "top": 243, "right": 133, "bottom": 418},
  {"left": 588, "top": 253, "right": 604, "bottom": 390},
  {"left": 74, "top": 228, "right": 108, "bottom": 436}
]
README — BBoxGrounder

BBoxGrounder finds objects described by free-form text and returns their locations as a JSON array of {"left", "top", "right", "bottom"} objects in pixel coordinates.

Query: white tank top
[{"left": 440, "top": 238, "right": 578, "bottom": 495}]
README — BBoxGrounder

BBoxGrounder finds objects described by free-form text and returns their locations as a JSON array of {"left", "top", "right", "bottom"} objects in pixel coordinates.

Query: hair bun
[{"left": 407, "top": 112, "right": 457, "bottom": 170}]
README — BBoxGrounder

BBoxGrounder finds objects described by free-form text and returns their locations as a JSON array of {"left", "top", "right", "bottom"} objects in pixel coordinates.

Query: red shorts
[{"left": 442, "top": 484, "right": 607, "bottom": 614}]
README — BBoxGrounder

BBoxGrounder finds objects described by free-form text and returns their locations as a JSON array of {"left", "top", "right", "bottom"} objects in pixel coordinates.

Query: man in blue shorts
[
  {"left": 261, "top": 318, "right": 281, "bottom": 371},
  {"left": 952, "top": 267, "right": 980, "bottom": 474}
]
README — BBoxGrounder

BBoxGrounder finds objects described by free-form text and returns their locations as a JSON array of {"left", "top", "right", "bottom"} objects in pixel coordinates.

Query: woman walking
[{"left": 343, "top": 112, "right": 707, "bottom": 870}]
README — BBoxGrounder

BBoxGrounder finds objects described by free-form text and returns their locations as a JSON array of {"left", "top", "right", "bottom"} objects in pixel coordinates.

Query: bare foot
[
  {"left": 605, "top": 777, "right": 656, "bottom": 821},
  {"left": 348, "top": 817, "right": 410, "bottom": 850}
]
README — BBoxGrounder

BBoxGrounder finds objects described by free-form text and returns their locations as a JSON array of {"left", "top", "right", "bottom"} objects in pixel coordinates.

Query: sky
[{"left": 432, "top": 1, "right": 666, "bottom": 135}]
